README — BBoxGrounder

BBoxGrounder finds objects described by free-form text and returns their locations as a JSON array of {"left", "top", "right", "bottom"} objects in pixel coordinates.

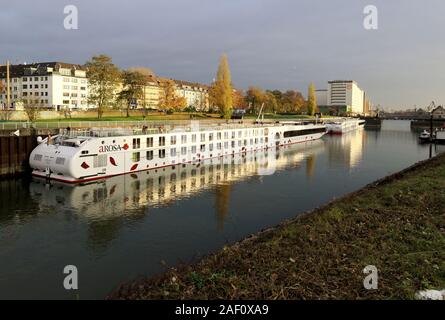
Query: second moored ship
[{"left": 29, "top": 121, "right": 327, "bottom": 183}]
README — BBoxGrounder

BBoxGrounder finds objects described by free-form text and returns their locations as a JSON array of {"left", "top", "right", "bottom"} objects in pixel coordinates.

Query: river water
[{"left": 0, "top": 120, "right": 442, "bottom": 299}]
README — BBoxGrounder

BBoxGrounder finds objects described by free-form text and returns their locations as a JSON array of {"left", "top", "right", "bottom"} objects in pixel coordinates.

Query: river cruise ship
[
  {"left": 326, "top": 118, "right": 365, "bottom": 134},
  {"left": 29, "top": 121, "right": 327, "bottom": 183}
]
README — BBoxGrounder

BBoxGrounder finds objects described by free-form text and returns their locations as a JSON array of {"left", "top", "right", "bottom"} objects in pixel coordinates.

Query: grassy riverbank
[{"left": 110, "top": 153, "right": 445, "bottom": 300}]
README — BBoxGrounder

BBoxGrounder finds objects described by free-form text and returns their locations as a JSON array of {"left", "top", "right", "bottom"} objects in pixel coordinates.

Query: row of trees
[{"left": 226, "top": 82, "right": 317, "bottom": 116}]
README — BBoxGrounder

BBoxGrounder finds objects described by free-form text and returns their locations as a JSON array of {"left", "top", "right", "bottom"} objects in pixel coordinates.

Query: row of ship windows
[
  {"left": 132, "top": 138, "right": 269, "bottom": 162},
  {"left": 132, "top": 130, "right": 268, "bottom": 149}
]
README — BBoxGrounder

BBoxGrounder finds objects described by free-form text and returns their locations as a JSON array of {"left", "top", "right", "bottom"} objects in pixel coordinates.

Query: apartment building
[
  {"left": 0, "top": 62, "right": 89, "bottom": 110},
  {"left": 174, "top": 79, "right": 209, "bottom": 111}
]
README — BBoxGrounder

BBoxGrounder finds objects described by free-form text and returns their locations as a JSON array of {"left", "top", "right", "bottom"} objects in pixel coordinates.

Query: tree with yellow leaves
[
  {"left": 307, "top": 82, "right": 317, "bottom": 116},
  {"left": 210, "top": 54, "right": 233, "bottom": 119}
]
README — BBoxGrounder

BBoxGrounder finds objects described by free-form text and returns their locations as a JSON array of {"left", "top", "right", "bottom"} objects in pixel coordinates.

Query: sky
[{"left": 1, "top": 0, "right": 444, "bottom": 110}]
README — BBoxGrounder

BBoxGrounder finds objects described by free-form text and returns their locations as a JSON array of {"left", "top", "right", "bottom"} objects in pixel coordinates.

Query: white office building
[
  {"left": 327, "top": 80, "right": 365, "bottom": 115},
  {"left": 0, "top": 62, "right": 89, "bottom": 110}
]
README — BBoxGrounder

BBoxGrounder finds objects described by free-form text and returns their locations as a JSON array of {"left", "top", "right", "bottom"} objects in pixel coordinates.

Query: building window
[
  {"left": 171, "top": 135, "right": 177, "bottom": 145},
  {"left": 191, "top": 134, "right": 196, "bottom": 143},
  {"left": 170, "top": 148, "right": 176, "bottom": 157},
  {"left": 159, "top": 136, "right": 165, "bottom": 146},
  {"left": 132, "top": 152, "right": 140, "bottom": 162},
  {"left": 200, "top": 144, "right": 205, "bottom": 152},
  {"left": 147, "top": 137, "right": 153, "bottom": 147},
  {"left": 191, "top": 146, "right": 197, "bottom": 153},
  {"left": 200, "top": 133, "right": 205, "bottom": 142},
  {"left": 133, "top": 138, "right": 140, "bottom": 149},
  {"left": 209, "top": 144, "right": 214, "bottom": 151},
  {"left": 159, "top": 149, "right": 166, "bottom": 158},
  {"left": 209, "top": 133, "right": 213, "bottom": 141},
  {"left": 181, "top": 147, "right": 187, "bottom": 155},
  {"left": 217, "top": 143, "right": 222, "bottom": 150},
  {"left": 146, "top": 150, "right": 153, "bottom": 160},
  {"left": 217, "top": 132, "right": 222, "bottom": 140},
  {"left": 181, "top": 135, "right": 187, "bottom": 144}
]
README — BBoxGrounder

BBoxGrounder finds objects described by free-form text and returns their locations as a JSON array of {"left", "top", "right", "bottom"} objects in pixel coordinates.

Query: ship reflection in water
[
  {"left": 327, "top": 127, "right": 366, "bottom": 169},
  {"left": 29, "top": 140, "right": 326, "bottom": 227}
]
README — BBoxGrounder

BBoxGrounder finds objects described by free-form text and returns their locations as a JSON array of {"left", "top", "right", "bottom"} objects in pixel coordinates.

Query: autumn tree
[
  {"left": 210, "top": 54, "right": 233, "bottom": 119},
  {"left": 85, "top": 54, "right": 120, "bottom": 119},
  {"left": 245, "top": 87, "right": 266, "bottom": 113},
  {"left": 118, "top": 70, "right": 147, "bottom": 117},
  {"left": 158, "top": 79, "right": 187, "bottom": 112},
  {"left": 232, "top": 88, "right": 248, "bottom": 110},
  {"left": 307, "top": 82, "right": 317, "bottom": 116},
  {"left": 23, "top": 99, "right": 40, "bottom": 122},
  {"left": 127, "top": 67, "right": 155, "bottom": 77}
]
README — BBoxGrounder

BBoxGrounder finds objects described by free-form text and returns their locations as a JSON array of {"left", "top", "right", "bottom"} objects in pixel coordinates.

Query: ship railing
[{"left": 55, "top": 121, "right": 298, "bottom": 138}]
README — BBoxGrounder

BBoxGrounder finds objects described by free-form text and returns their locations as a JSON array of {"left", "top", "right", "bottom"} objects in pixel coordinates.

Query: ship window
[
  {"left": 55, "top": 157, "right": 65, "bottom": 165},
  {"left": 147, "top": 137, "right": 153, "bottom": 148},
  {"left": 159, "top": 149, "right": 166, "bottom": 158},
  {"left": 81, "top": 150, "right": 89, "bottom": 155},
  {"left": 170, "top": 148, "right": 177, "bottom": 157},
  {"left": 34, "top": 154, "right": 43, "bottom": 161},
  {"left": 132, "top": 152, "right": 140, "bottom": 162},
  {"left": 283, "top": 128, "right": 326, "bottom": 137},
  {"left": 159, "top": 137, "right": 165, "bottom": 146},
  {"left": 133, "top": 138, "right": 140, "bottom": 149},
  {"left": 93, "top": 154, "right": 107, "bottom": 168},
  {"left": 146, "top": 150, "right": 153, "bottom": 160},
  {"left": 170, "top": 135, "right": 177, "bottom": 145}
]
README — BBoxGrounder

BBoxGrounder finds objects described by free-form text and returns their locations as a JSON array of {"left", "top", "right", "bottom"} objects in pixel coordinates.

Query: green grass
[{"left": 109, "top": 153, "right": 445, "bottom": 300}]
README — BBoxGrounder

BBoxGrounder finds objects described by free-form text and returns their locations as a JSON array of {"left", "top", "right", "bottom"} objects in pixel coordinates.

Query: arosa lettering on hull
[{"left": 99, "top": 145, "right": 122, "bottom": 153}]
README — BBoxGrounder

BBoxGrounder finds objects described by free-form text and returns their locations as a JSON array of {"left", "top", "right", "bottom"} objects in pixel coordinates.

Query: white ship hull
[
  {"left": 326, "top": 119, "right": 365, "bottom": 134},
  {"left": 30, "top": 122, "right": 327, "bottom": 183}
]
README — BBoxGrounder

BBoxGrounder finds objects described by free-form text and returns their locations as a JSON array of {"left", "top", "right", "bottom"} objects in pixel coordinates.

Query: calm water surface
[{"left": 0, "top": 120, "right": 442, "bottom": 299}]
